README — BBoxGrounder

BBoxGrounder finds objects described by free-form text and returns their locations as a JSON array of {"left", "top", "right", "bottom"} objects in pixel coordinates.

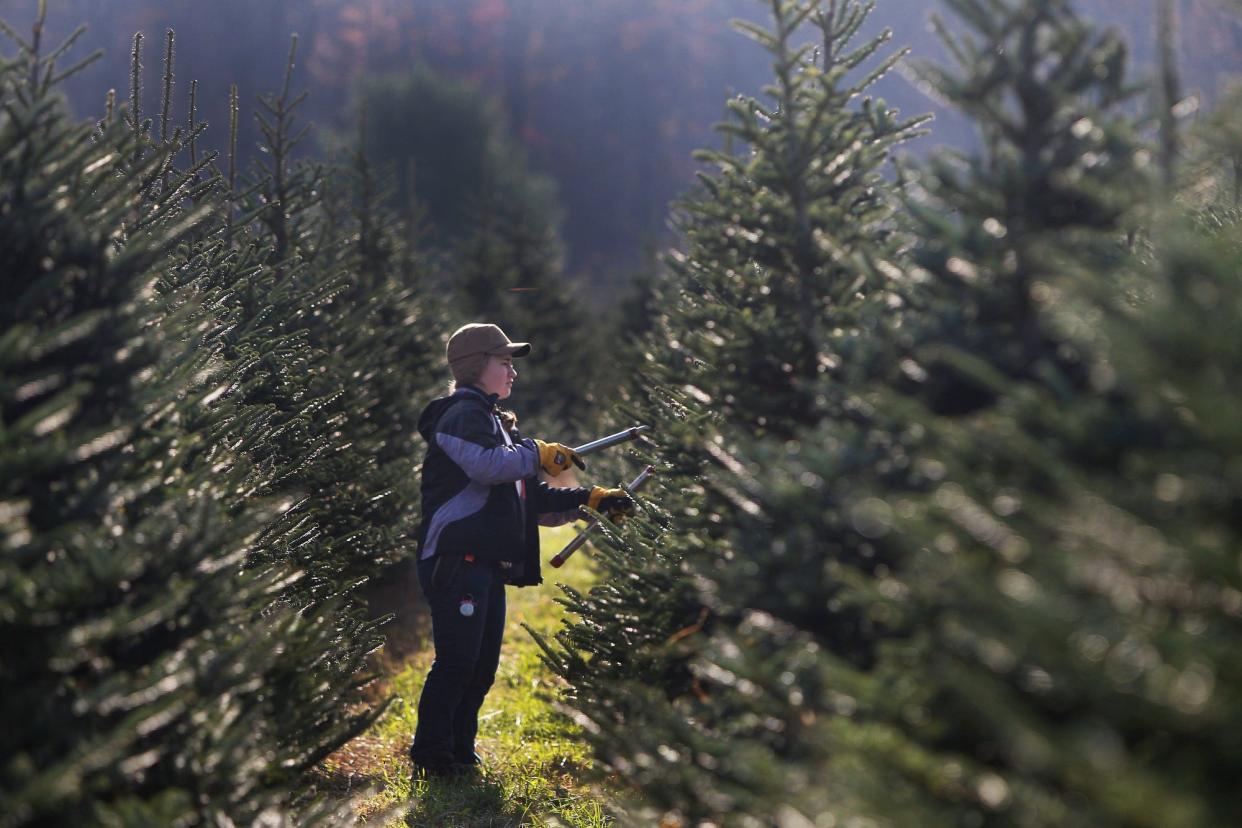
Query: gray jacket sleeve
[{"left": 435, "top": 404, "right": 539, "bottom": 484}]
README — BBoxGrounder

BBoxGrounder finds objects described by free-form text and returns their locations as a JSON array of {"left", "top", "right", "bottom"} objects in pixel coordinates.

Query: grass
[{"left": 317, "top": 525, "right": 615, "bottom": 827}]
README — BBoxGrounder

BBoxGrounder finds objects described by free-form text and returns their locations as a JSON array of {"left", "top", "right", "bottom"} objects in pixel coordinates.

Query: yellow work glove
[
  {"left": 534, "top": 439, "right": 586, "bottom": 476},
  {"left": 587, "top": 486, "right": 634, "bottom": 523}
]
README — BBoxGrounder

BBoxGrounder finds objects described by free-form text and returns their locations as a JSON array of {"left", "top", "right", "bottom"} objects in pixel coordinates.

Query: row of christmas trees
[
  {"left": 6, "top": 0, "right": 1240, "bottom": 823},
  {"left": 537, "top": 0, "right": 1242, "bottom": 825},
  {"left": 0, "top": 9, "right": 602, "bottom": 824}
]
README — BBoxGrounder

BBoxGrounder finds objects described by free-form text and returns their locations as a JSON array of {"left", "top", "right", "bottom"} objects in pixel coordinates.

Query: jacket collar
[{"left": 456, "top": 384, "right": 500, "bottom": 409}]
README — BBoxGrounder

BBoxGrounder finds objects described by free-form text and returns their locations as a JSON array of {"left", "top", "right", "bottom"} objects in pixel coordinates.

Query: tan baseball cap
[{"left": 446, "top": 323, "right": 531, "bottom": 368}]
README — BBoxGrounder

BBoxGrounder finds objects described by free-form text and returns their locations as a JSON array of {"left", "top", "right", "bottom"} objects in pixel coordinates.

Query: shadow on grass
[{"left": 406, "top": 773, "right": 532, "bottom": 827}]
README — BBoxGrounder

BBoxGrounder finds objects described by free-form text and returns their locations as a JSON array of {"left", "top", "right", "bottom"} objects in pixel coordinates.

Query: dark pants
[{"left": 410, "top": 554, "right": 506, "bottom": 767}]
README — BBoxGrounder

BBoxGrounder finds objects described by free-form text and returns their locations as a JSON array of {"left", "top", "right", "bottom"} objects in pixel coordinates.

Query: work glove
[
  {"left": 534, "top": 439, "right": 586, "bottom": 476},
  {"left": 587, "top": 486, "right": 634, "bottom": 523}
]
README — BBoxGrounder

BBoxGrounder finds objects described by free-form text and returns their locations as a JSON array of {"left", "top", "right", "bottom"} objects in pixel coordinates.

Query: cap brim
[{"left": 489, "top": 342, "right": 531, "bottom": 358}]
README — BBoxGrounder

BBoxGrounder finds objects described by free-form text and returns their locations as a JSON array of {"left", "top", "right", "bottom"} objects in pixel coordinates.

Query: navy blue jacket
[{"left": 416, "top": 385, "right": 589, "bottom": 586}]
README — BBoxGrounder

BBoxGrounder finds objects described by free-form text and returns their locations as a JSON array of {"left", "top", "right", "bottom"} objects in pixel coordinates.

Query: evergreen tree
[
  {"left": 806, "top": 8, "right": 1242, "bottom": 818},
  {"left": 658, "top": 0, "right": 925, "bottom": 437},
  {"left": 0, "top": 16, "right": 336, "bottom": 824},
  {"left": 119, "top": 36, "right": 390, "bottom": 784},
  {"left": 536, "top": 0, "right": 925, "bottom": 821},
  {"left": 819, "top": 82, "right": 1242, "bottom": 827},
  {"left": 320, "top": 112, "right": 453, "bottom": 658},
  {"left": 546, "top": 0, "right": 1242, "bottom": 825},
  {"left": 351, "top": 64, "right": 601, "bottom": 437},
  {"left": 447, "top": 183, "right": 600, "bottom": 436},
  {"left": 2, "top": 13, "right": 449, "bottom": 822},
  {"left": 349, "top": 65, "right": 563, "bottom": 251},
  {"left": 554, "top": 0, "right": 1242, "bottom": 824},
  {"left": 170, "top": 38, "right": 449, "bottom": 777},
  {"left": 679, "top": 1, "right": 1160, "bottom": 823}
]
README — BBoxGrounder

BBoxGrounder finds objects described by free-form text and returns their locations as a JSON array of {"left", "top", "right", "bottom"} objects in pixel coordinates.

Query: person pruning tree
[{"left": 409, "top": 322, "right": 632, "bottom": 780}]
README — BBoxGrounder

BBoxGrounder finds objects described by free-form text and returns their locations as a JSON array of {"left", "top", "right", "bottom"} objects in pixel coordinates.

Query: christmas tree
[
  {"left": 0, "top": 16, "right": 330, "bottom": 823},
  {"left": 536, "top": 0, "right": 926, "bottom": 820},
  {"left": 546, "top": 1, "right": 1242, "bottom": 825},
  {"left": 2, "top": 14, "right": 447, "bottom": 822},
  {"left": 352, "top": 65, "right": 601, "bottom": 436}
]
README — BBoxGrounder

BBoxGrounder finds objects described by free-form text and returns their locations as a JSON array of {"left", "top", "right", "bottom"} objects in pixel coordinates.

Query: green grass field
[{"left": 318, "top": 525, "right": 615, "bottom": 827}]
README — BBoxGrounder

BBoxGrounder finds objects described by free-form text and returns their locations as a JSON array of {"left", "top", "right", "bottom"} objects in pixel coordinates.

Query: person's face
[{"left": 478, "top": 355, "right": 517, "bottom": 399}]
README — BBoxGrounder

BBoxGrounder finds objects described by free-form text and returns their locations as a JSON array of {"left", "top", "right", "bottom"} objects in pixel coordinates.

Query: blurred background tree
[
  {"left": 347, "top": 67, "right": 557, "bottom": 246},
  {"left": 346, "top": 65, "right": 601, "bottom": 436},
  {"left": 8, "top": 0, "right": 1241, "bottom": 294}
]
